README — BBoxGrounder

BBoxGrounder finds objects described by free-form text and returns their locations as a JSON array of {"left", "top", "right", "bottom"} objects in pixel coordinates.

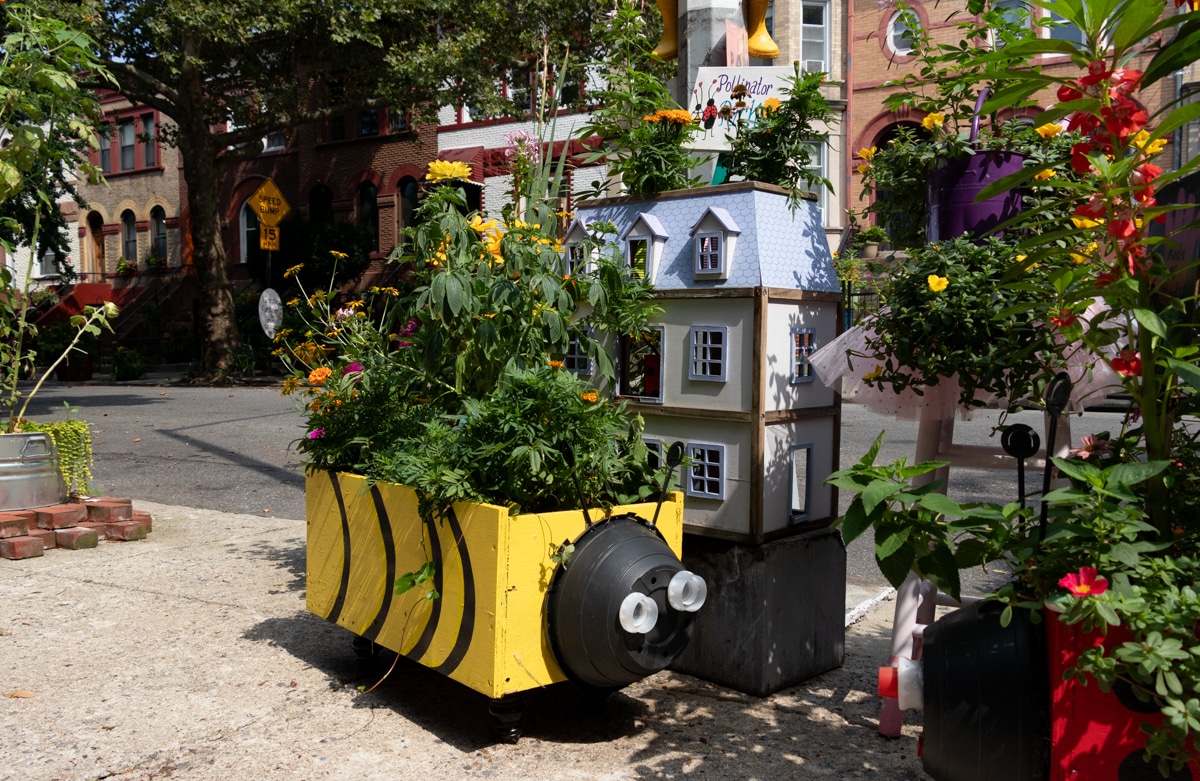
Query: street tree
[{"left": 46, "top": 0, "right": 603, "bottom": 378}]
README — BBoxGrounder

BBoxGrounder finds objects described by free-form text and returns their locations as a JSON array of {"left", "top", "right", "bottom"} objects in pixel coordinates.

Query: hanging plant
[{"left": 22, "top": 417, "right": 94, "bottom": 497}]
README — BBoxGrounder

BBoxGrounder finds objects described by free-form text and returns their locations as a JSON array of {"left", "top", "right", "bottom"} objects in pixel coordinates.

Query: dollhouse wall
[
  {"left": 764, "top": 299, "right": 839, "bottom": 412},
  {"left": 762, "top": 417, "right": 836, "bottom": 536},
  {"left": 657, "top": 297, "right": 753, "bottom": 412}
]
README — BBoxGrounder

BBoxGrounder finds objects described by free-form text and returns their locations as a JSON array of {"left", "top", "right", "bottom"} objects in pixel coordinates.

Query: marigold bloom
[
  {"left": 548, "top": 360, "right": 564, "bottom": 368},
  {"left": 1035, "top": 123, "right": 1063, "bottom": 139},
  {"left": 1059, "top": 566, "right": 1108, "bottom": 597},
  {"left": 426, "top": 159, "right": 472, "bottom": 182},
  {"left": 580, "top": 391, "right": 599, "bottom": 403},
  {"left": 309, "top": 367, "right": 333, "bottom": 385},
  {"left": 761, "top": 97, "right": 782, "bottom": 113},
  {"left": 927, "top": 275, "right": 949, "bottom": 292}
]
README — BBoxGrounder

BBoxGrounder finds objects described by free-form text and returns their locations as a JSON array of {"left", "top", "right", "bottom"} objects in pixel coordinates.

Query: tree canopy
[{"left": 44, "top": 0, "right": 604, "bottom": 377}]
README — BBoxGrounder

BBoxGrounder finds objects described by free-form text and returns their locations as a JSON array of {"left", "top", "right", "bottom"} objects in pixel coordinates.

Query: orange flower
[
  {"left": 309, "top": 367, "right": 333, "bottom": 385},
  {"left": 548, "top": 360, "right": 565, "bottom": 369},
  {"left": 580, "top": 391, "right": 598, "bottom": 403}
]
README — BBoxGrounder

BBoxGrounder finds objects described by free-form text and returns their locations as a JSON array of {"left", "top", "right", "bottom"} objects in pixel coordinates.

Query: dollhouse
[{"left": 573, "top": 180, "right": 841, "bottom": 544}]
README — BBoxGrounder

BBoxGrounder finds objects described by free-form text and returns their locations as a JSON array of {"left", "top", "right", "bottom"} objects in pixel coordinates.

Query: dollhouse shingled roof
[{"left": 574, "top": 182, "right": 838, "bottom": 292}]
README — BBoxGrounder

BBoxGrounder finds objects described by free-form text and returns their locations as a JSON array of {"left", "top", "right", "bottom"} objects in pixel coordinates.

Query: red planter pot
[{"left": 1047, "top": 614, "right": 1200, "bottom": 780}]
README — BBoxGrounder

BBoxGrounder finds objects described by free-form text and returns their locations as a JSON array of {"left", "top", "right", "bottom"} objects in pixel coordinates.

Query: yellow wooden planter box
[{"left": 306, "top": 471, "right": 684, "bottom": 700}]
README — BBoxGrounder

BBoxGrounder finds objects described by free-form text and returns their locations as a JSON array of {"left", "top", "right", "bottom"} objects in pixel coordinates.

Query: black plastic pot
[{"left": 922, "top": 599, "right": 1050, "bottom": 781}]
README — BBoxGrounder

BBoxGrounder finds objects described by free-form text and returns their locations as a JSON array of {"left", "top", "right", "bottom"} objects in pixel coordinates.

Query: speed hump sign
[{"left": 260, "top": 225, "right": 280, "bottom": 251}]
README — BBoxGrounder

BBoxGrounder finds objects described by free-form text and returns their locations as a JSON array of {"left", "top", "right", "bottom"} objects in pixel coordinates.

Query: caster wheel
[{"left": 489, "top": 694, "right": 525, "bottom": 744}]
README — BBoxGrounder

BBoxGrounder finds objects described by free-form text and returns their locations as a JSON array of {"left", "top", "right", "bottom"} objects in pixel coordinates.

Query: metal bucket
[{"left": 0, "top": 432, "right": 66, "bottom": 511}]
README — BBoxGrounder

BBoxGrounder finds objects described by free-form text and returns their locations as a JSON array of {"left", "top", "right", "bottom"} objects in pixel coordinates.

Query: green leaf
[
  {"left": 395, "top": 560, "right": 436, "bottom": 594},
  {"left": 860, "top": 479, "right": 899, "bottom": 515},
  {"left": 838, "top": 497, "right": 874, "bottom": 544},
  {"left": 875, "top": 525, "right": 912, "bottom": 559},
  {"left": 1167, "top": 358, "right": 1200, "bottom": 393},
  {"left": 1131, "top": 307, "right": 1167, "bottom": 339},
  {"left": 916, "top": 491, "right": 965, "bottom": 517},
  {"left": 1107, "top": 460, "right": 1170, "bottom": 488}
]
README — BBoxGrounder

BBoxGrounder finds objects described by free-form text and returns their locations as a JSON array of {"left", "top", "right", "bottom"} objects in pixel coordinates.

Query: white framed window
[
  {"left": 789, "top": 444, "right": 813, "bottom": 522},
  {"left": 565, "top": 242, "right": 589, "bottom": 275},
  {"left": 686, "top": 442, "right": 726, "bottom": 500},
  {"left": 38, "top": 247, "right": 58, "bottom": 278},
  {"left": 644, "top": 438, "right": 664, "bottom": 471},
  {"left": 792, "top": 328, "right": 817, "bottom": 383},
  {"left": 98, "top": 131, "right": 111, "bottom": 174},
  {"left": 263, "top": 131, "right": 286, "bottom": 152},
  {"left": 141, "top": 113, "right": 156, "bottom": 167},
  {"left": 1045, "top": 10, "right": 1085, "bottom": 45},
  {"left": 695, "top": 233, "right": 723, "bottom": 275},
  {"left": 618, "top": 325, "right": 664, "bottom": 402},
  {"left": 564, "top": 334, "right": 593, "bottom": 377},
  {"left": 802, "top": 141, "right": 827, "bottom": 221},
  {"left": 239, "top": 201, "right": 259, "bottom": 264},
  {"left": 118, "top": 121, "right": 135, "bottom": 171},
  {"left": 689, "top": 326, "right": 728, "bottom": 382},
  {"left": 626, "top": 237, "right": 649, "bottom": 279},
  {"left": 801, "top": 2, "right": 829, "bottom": 74},
  {"left": 887, "top": 8, "right": 920, "bottom": 56}
]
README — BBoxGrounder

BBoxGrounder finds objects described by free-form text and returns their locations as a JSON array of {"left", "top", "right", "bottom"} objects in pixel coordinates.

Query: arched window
[
  {"left": 150, "top": 206, "right": 168, "bottom": 262},
  {"left": 309, "top": 184, "right": 334, "bottom": 224},
  {"left": 87, "top": 211, "right": 105, "bottom": 275},
  {"left": 397, "top": 176, "right": 419, "bottom": 245},
  {"left": 358, "top": 182, "right": 378, "bottom": 252},
  {"left": 887, "top": 8, "right": 921, "bottom": 56},
  {"left": 120, "top": 210, "right": 137, "bottom": 260},
  {"left": 240, "top": 200, "right": 260, "bottom": 264}
]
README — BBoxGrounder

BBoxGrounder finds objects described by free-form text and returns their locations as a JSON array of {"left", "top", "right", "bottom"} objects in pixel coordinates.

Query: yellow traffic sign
[
  {"left": 260, "top": 225, "right": 281, "bottom": 251},
  {"left": 251, "top": 179, "right": 291, "bottom": 227}
]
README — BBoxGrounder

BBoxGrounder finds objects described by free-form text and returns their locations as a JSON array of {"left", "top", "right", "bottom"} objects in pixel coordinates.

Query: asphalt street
[{"left": 23, "top": 377, "right": 1131, "bottom": 597}]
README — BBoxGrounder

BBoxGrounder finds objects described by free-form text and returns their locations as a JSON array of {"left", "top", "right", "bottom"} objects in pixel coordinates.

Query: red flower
[
  {"left": 1079, "top": 60, "right": 1113, "bottom": 88},
  {"left": 1131, "top": 163, "right": 1162, "bottom": 189},
  {"left": 1050, "top": 309, "right": 1078, "bottom": 328},
  {"left": 1112, "top": 349, "right": 1143, "bottom": 377},
  {"left": 1107, "top": 218, "right": 1138, "bottom": 241},
  {"left": 1057, "top": 83, "right": 1083, "bottom": 103},
  {"left": 1070, "top": 142, "right": 1096, "bottom": 175},
  {"left": 1096, "top": 271, "right": 1118, "bottom": 287},
  {"left": 1068, "top": 111, "right": 1101, "bottom": 136},
  {"left": 1059, "top": 566, "right": 1109, "bottom": 597},
  {"left": 1101, "top": 97, "right": 1148, "bottom": 141},
  {"left": 1074, "top": 198, "right": 1106, "bottom": 219}
]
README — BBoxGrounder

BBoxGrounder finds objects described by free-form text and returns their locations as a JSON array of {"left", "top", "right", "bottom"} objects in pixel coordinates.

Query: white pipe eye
[
  {"left": 618, "top": 592, "right": 659, "bottom": 634},
  {"left": 667, "top": 570, "right": 707, "bottom": 612}
]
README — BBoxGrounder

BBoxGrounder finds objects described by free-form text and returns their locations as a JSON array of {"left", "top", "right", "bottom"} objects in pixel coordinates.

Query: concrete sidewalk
[{"left": 0, "top": 503, "right": 926, "bottom": 781}]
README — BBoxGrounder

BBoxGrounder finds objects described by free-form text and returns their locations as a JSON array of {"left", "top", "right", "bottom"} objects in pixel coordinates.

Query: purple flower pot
[{"left": 927, "top": 151, "right": 1025, "bottom": 243}]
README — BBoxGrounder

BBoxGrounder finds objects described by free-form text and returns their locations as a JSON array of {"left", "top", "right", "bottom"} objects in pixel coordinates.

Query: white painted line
[{"left": 845, "top": 587, "right": 896, "bottom": 627}]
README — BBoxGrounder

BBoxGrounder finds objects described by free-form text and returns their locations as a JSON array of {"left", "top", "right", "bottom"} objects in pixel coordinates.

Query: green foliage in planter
[
  {"left": 111, "top": 346, "right": 147, "bottom": 381},
  {"left": 23, "top": 414, "right": 93, "bottom": 496},
  {"left": 726, "top": 64, "right": 837, "bottom": 209},
  {"left": 34, "top": 320, "right": 96, "bottom": 367},
  {"left": 860, "top": 236, "right": 1068, "bottom": 410}
]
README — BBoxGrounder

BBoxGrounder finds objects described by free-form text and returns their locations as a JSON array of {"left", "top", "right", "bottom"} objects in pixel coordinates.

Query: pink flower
[
  {"left": 1069, "top": 434, "right": 1112, "bottom": 460},
  {"left": 341, "top": 362, "right": 364, "bottom": 376},
  {"left": 1059, "top": 566, "right": 1108, "bottom": 597},
  {"left": 307, "top": 429, "right": 325, "bottom": 439}
]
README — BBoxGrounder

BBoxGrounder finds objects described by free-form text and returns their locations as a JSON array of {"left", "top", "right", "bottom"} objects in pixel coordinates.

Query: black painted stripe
[
  {"left": 324, "top": 471, "right": 353, "bottom": 625},
  {"left": 402, "top": 509, "right": 445, "bottom": 661},
  {"left": 361, "top": 484, "right": 398, "bottom": 642},
  {"left": 432, "top": 506, "right": 476, "bottom": 676}
]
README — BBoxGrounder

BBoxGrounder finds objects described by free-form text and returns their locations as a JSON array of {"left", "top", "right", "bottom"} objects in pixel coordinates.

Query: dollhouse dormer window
[
  {"left": 561, "top": 217, "right": 594, "bottom": 275},
  {"left": 620, "top": 213, "right": 668, "bottom": 283},
  {"left": 688, "top": 206, "right": 740, "bottom": 281},
  {"left": 565, "top": 242, "right": 589, "bottom": 275}
]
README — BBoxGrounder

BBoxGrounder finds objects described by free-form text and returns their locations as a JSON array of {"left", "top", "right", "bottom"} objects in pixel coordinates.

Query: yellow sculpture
[
  {"left": 745, "top": 0, "right": 780, "bottom": 59},
  {"left": 652, "top": 0, "right": 678, "bottom": 60}
]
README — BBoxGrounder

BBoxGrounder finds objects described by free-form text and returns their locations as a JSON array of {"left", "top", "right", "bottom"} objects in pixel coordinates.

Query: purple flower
[
  {"left": 341, "top": 362, "right": 364, "bottom": 376},
  {"left": 401, "top": 317, "right": 421, "bottom": 337},
  {"left": 1069, "top": 434, "right": 1112, "bottom": 460},
  {"left": 308, "top": 429, "right": 325, "bottom": 439},
  {"left": 396, "top": 340, "right": 412, "bottom": 348}
]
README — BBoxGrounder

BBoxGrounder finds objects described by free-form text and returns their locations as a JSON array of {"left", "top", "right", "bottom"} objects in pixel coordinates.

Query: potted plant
[
  {"left": 833, "top": 0, "right": 1200, "bottom": 774},
  {"left": 853, "top": 225, "right": 889, "bottom": 259},
  {"left": 0, "top": 3, "right": 118, "bottom": 510},
  {"left": 277, "top": 161, "right": 705, "bottom": 737},
  {"left": 115, "top": 256, "right": 137, "bottom": 278}
]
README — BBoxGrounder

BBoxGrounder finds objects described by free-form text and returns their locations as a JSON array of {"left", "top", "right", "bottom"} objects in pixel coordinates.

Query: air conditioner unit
[{"left": 803, "top": 59, "right": 826, "bottom": 74}]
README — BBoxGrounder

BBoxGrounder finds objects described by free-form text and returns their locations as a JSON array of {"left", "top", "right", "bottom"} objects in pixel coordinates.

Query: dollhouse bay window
[
  {"left": 688, "top": 206, "right": 740, "bottom": 280},
  {"left": 685, "top": 442, "right": 726, "bottom": 500},
  {"left": 620, "top": 214, "right": 669, "bottom": 282},
  {"left": 618, "top": 326, "right": 664, "bottom": 402}
]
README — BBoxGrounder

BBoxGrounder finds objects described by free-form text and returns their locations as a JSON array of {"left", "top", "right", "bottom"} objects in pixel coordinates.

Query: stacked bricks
[{"left": 0, "top": 497, "right": 153, "bottom": 559}]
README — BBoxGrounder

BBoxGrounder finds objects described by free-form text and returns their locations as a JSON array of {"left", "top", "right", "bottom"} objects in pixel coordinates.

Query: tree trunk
[{"left": 176, "top": 70, "right": 240, "bottom": 379}]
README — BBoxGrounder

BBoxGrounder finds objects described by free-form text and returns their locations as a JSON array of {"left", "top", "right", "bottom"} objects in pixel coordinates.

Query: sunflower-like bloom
[{"left": 426, "top": 159, "right": 472, "bottom": 182}]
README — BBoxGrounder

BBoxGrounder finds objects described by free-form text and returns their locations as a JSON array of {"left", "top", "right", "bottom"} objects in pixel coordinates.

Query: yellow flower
[
  {"left": 370, "top": 286, "right": 399, "bottom": 297},
  {"left": 857, "top": 164, "right": 870, "bottom": 175},
  {"left": 485, "top": 233, "right": 503, "bottom": 259},
  {"left": 469, "top": 214, "right": 499, "bottom": 234},
  {"left": 308, "top": 367, "right": 333, "bottom": 385},
  {"left": 580, "top": 391, "right": 599, "bottom": 403},
  {"left": 858, "top": 146, "right": 878, "bottom": 160},
  {"left": 329, "top": 250, "right": 348, "bottom": 260},
  {"left": 307, "top": 292, "right": 325, "bottom": 305},
  {"left": 287, "top": 298, "right": 299, "bottom": 307},
  {"left": 1130, "top": 130, "right": 1167, "bottom": 156},
  {"left": 921, "top": 112, "right": 945, "bottom": 131},
  {"left": 1070, "top": 241, "right": 1098, "bottom": 264},
  {"left": 1035, "top": 123, "right": 1062, "bottom": 139},
  {"left": 426, "top": 159, "right": 472, "bottom": 182},
  {"left": 832, "top": 250, "right": 839, "bottom": 259},
  {"left": 862, "top": 365, "right": 884, "bottom": 381},
  {"left": 281, "top": 376, "right": 301, "bottom": 395},
  {"left": 1034, "top": 169, "right": 1055, "bottom": 181},
  {"left": 927, "top": 275, "right": 949, "bottom": 292},
  {"left": 548, "top": 360, "right": 565, "bottom": 369},
  {"left": 1072, "top": 216, "right": 1102, "bottom": 230},
  {"left": 761, "top": 97, "right": 782, "bottom": 114},
  {"left": 284, "top": 264, "right": 304, "bottom": 278}
]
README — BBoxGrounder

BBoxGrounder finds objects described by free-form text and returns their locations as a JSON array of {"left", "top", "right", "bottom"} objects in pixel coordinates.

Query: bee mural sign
[{"left": 687, "top": 66, "right": 795, "bottom": 152}]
